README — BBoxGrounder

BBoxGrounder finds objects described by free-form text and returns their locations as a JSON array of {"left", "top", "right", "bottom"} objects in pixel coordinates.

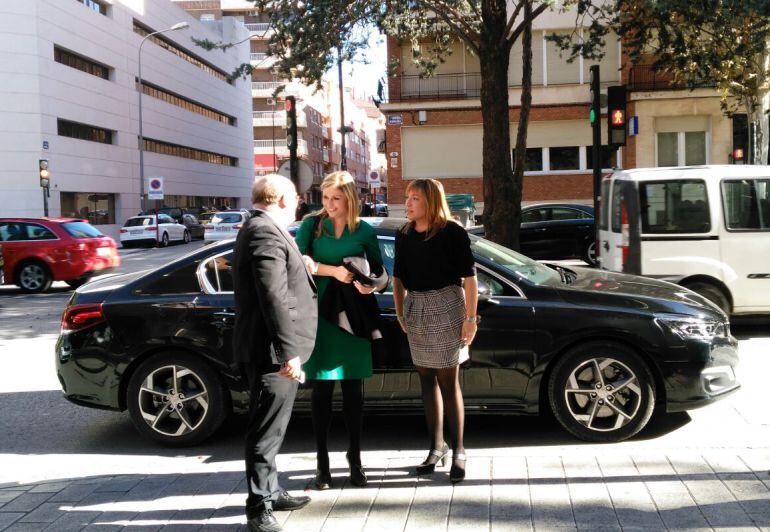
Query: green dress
[{"left": 295, "top": 217, "right": 382, "bottom": 380}]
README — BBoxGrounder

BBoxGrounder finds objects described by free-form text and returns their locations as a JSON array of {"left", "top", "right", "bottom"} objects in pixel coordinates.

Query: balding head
[
  {"left": 251, "top": 173, "right": 297, "bottom": 208},
  {"left": 251, "top": 173, "right": 299, "bottom": 227}
]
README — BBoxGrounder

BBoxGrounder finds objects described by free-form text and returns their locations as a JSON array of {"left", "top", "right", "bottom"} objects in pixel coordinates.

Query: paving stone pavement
[{"left": 0, "top": 448, "right": 769, "bottom": 531}]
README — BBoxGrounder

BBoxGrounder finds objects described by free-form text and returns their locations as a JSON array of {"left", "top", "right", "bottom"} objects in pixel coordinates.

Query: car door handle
[
  {"left": 213, "top": 311, "right": 235, "bottom": 321},
  {"left": 603, "top": 241, "right": 610, "bottom": 251},
  {"left": 534, "top": 228, "right": 547, "bottom": 232}
]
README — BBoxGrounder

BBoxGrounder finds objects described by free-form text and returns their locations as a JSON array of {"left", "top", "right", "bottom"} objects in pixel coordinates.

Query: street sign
[
  {"left": 148, "top": 176, "right": 164, "bottom": 200},
  {"left": 368, "top": 170, "right": 380, "bottom": 183},
  {"left": 368, "top": 178, "right": 381, "bottom": 188},
  {"left": 628, "top": 116, "right": 639, "bottom": 136},
  {"left": 42, "top": 140, "right": 49, "bottom": 150},
  {"left": 387, "top": 115, "right": 403, "bottom": 126}
]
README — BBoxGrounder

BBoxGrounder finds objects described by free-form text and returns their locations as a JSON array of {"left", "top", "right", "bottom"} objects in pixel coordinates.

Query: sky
[{"left": 324, "top": 28, "right": 388, "bottom": 100}]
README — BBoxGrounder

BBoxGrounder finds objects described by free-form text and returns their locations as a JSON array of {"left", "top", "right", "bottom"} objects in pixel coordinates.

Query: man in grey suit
[{"left": 233, "top": 174, "right": 317, "bottom": 532}]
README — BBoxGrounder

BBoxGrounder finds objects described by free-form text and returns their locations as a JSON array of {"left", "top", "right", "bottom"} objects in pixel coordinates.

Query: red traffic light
[
  {"left": 611, "top": 109, "right": 625, "bottom": 126},
  {"left": 733, "top": 148, "right": 744, "bottom": 160}
]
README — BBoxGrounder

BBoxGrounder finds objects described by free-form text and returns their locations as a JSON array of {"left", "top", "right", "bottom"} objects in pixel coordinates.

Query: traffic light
[
  {"left": 607, "top": 85, "right": 627, "bottom": 147},
  {"left": 285, "top": 96, "right": 298, "bottom": 151},
  {"left": 589, "top": 65, "right": 600, "bottom": 125},
  {"left": 39, "top": 159, "right": 50, "bottom": 188}
]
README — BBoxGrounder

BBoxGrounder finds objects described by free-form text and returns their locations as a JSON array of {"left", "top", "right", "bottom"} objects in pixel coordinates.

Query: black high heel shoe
[
  {"left": 313, "top": 468, "right": 332, "bottom": 490},
  {"left": 346, "top": 451, "right": 368, "bottom": 487},
  {"left": 449, "top": 452, "right": 466, "bottom": 483},
  {"left": 415, "top": 443, "right": 450, "bottom": 475}
]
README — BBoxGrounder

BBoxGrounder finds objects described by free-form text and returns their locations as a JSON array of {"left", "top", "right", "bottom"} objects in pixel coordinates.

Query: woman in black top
[{"left": 393, "top": 179, "right": 478, "bottom": 483}]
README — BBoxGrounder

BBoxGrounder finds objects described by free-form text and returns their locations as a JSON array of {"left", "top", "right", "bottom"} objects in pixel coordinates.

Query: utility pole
[
  {"left": 589, "top": 65, "right": 602, "bottom": 224},
  {"left": 337, "top": 46, "right": 348, "bottom": 171}
]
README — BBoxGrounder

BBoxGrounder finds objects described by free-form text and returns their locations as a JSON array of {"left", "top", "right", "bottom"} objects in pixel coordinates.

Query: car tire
[
  {"left": 16, "top": 260, "right": 53, "bottom": 293},
  {"left": 65, "top": 277, "right": 88, "bottom": 289},
  {"left": 126, "top": 352, "right": 228, "bottom": 446},
  {"left": 183, "top": 230, "right": 191, "bottom": 244},
  {"left": 160, "top": 232, "right": 169, "bottom": 247},
  {"left": 683, "top": 281, "right": 731, "bottom": 315},
  {"left": 582, "top": 240, "right": 598, "bottom": 267},
  {"left": 547, "top": 341, "right": 655, "bottom": 443}
]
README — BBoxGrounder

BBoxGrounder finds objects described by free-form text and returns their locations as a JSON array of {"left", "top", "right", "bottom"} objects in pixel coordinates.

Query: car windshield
[
  {"left": 125, "top": 217, "right": 153, "bottom": 227},
  {"left": 61, "top": 221, "right": 103, "bottom": 238},
  {"left": 469, "top": 235, "right": 561, "bottom": 286},
  {"left": 212, "top": 213, "right": 241, "bottom": 224}
]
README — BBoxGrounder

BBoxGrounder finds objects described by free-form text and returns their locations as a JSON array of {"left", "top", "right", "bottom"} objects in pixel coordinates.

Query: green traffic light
[{"left": 589, "top": 109, "right": 596, "bottom": 124}]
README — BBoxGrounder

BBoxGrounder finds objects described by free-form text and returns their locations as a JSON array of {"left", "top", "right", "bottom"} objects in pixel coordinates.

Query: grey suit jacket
[{"left": 232, "top": 210, "right": 317, "bottom": 370}]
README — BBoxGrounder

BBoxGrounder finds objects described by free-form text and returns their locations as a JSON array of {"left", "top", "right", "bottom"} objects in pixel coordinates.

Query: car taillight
[
  {"left": 145, "top": 226, "right": 157, "bottom": 231},
  {"left": 233, "top": 224, "right": 243, "bottom": 230},
  {"left": 120, "top": 229, "right": 128, "bottom": 233},
  {"left": 620, "top": 199, "right": 629, "bottom": 268},
  {"left": 61, "top": 303, "right": 105, "bottom": 332}
]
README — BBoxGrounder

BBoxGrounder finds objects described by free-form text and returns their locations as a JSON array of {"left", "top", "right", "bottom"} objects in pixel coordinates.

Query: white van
[{"left": 599, "top": 165, "right": 770, "bottom": 315}]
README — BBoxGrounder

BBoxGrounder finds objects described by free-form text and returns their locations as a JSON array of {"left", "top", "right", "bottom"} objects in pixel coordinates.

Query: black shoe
[
  {"left": 346, "top": 451, "right": 368, "bottom": 487},
  {"left": 449, "top": 452, "right": 466, "bottom": 483},
  {"left": 273, "top": 490, "right": 310, "bottom": 511},
  {"left": 247, "top": 508, "right": 282, "bottom": 532},
  {"left": 415, "top": 443, "right": 450, "bottom": 475},
  {"left": 313, "top": 468, "right": 332, "bottom": 490}
]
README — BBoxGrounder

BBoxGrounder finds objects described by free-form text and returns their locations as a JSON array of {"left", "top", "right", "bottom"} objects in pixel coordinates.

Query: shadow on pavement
[{"left": 0, "top": 390, "right": 691, "bottom": 462}]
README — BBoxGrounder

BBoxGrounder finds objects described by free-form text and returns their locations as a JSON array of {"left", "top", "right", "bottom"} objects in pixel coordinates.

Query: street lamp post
[{"left": 137, "top": 21, "right": 189, "bottom": 214}]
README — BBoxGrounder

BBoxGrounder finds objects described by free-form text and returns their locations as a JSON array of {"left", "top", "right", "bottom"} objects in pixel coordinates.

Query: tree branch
[
  {"left": 508, "top": 2, "right": 549, "bottom": 51},
  {"left": 502, "top": 2, "right": 524, "bottom": 48}
]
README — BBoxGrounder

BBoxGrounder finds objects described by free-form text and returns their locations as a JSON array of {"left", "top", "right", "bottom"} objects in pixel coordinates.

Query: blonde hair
[
  {"left": 251, "top": 173, "right": 296, "bottom": 206},
  {"left": 403, "top": 178, "right": 451, "bottom": 239},
  {"left": 313, "top": 171, "right": 361, "bottom": 237}
]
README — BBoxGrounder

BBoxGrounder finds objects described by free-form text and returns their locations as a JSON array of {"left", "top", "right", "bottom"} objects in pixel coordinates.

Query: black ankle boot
[
  {"left": 415, "top": 443, "right": 450, "bottom": 475},
  {"left": 346, "top": 451, "right": 368, "bottom": 487},
  {"left": 313, "top": 453, "right": 332, "bottom": 490}
]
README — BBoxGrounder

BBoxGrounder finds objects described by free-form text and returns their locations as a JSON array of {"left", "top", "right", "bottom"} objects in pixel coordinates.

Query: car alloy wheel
[
  {"left": 18, "top": 262, "right": 52, "bottom": 293},
  {"left": 548, "top": 341, "right": 655, "bottom": 442},
  {"left": 160, "top": 232, "right": 169, "bottom": 247},
  {"left": 584, "top": 241, "right": 598, "bottom": 266},
  {"left": 127, "top": 353, "right": 227, "bottom": 446},
  {"left": 183, "top": 230, "right": 191, "bottom": 243}
]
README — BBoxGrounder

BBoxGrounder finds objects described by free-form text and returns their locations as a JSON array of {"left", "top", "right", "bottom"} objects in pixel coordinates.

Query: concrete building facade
[{"left": 0, "top": 0, "right": 253, "bottom": 238}]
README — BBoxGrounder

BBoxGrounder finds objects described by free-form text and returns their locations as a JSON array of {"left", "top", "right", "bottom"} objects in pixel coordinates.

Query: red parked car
[{"left": 0, "top": 218, "right": 120, "bottom": 293}]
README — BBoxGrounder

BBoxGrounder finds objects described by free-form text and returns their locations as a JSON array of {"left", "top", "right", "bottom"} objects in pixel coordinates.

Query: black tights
[
  {"left": 311, "top": 379, "right": 364, "bottom": 470},
  {"left": 416, "top": 366, "right": 465, "bottom": 454}
]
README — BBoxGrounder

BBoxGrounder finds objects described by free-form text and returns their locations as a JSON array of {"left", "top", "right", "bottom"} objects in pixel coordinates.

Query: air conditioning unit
[{"left": 266, "top": 98, "right": 276, "bottom": 105}]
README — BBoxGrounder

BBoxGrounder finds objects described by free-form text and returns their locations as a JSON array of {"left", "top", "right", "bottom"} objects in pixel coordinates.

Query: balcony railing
[
  {"left": 245, "top": 22, "right": 271, "bottom": 36},
  {"left": 250, "top": 81, "right": 302, "bottom": 97},
  {"left": 250, "top": 52, "right": 275, "bottom": 67},
  {"left": 627, "top": 64, "right": 716, "bottom": 92},
  {"left": 388, "top": 72, "right": 481, "bottom": 102},
  {"left": 253, "top": 138, "right": 308, "bottom": 156},
  {"left": 252, "top": 110, "right": 306, "bottom": 128}
]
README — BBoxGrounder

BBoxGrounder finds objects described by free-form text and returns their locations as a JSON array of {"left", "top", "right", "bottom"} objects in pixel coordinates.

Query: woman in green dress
[{"left": 295, "top": 171, "right": 385, "bottom": 490}]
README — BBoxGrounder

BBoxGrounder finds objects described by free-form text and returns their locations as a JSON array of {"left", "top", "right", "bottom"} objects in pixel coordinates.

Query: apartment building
[
  {"left": 175, "top": 0, "right": 383, "bottom": 202},
  {"left": 381, "top": 9, "right": 738, "bottom": 217},
  {"left": 0, "top": 0, "right": 254, "bottom": 238}
]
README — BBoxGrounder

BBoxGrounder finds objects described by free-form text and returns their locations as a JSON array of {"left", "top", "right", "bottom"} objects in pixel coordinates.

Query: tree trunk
[
  {"left": 511, "top": 2, "right": 533, "bottom": 249},
  {"left": 480, "top": 0, "right": 518, "bottom": 249}
]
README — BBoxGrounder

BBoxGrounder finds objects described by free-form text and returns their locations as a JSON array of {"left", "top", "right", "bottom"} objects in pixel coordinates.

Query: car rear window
[
  {"left": 135, "top": 260, "right": 201, "bottom": 295},
  {"left": 126, "top": 217, "right": 153, "bottom": 227},
  {"left": 62, "top": 221, "right": 103, "bottom": 238},
  {"left": 640, "top": 179, "right": 710, "bottom": 233},
  {"left": 212, "top": 213, "right": 242, "bottom": 224}
]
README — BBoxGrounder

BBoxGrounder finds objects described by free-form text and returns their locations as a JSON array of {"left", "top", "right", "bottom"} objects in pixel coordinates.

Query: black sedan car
[
  {"left": 56, "top": 219, "right": 739, "bottom": 446},
  {"left": 471, "top": 203, "right": 596, "bottom": 265}
]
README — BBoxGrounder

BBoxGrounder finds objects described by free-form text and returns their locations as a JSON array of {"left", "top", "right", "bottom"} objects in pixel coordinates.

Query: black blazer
[{"left": 232, "top": 210, "right": 317, "bottom": 370}]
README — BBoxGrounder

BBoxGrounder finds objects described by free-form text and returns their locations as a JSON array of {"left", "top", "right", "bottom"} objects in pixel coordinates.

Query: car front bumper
[{"left": 664, "top": 334, "right": 740, "bottom": 412}]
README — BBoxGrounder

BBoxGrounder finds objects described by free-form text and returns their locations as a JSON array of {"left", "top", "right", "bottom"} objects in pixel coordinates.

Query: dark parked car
[
  {"left": 56, "top": 218, "right": 739, "bottom": 446},
  {"left": 471, "top": 203, "right": 597, "bottom": 265},
  {"left": 180, "top": 213, "right": 205, "bottom": 240}
]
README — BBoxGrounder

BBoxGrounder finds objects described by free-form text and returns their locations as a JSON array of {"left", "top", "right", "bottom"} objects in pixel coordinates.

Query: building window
[
  {"left": 640, "top": 180, "right": 710, "bottom": 233},
  {"left": 722, "top": 179, "right": 770, "bottom": 231},
  {"left": 75, "top": 0, "right": 106, "bottom": 15},
  {"left": 512, "top": 148, "right": 544, "bottom": 171},
  {"left": 61, "top": 192, "right": 116, "bottom": 225},
  {"left": 54, "top": 46, "right": 110, "bottom": 80},
  {"left": 143, "top": 138, "right": 237, "bottom": 167},
  {"left": 586, "top": 145, "right": 617, "bottom": 170},
  {"left": 133, "top": 20, "right": 231, "bottom": 84},
  {"left": 58, "top": 119, "right": 113, "bottom": 144},
  {"left": 140, "top": 81, "right": 235, "bottom": 125},
  {"left": 657, "top": 131, "right": 707, "bottom": 166},
  {"left": 549, "top": 146, "right": 580, "bottom": 170},
  {"left": 200, "top": 14, "right": 215, "bottom": 21}
]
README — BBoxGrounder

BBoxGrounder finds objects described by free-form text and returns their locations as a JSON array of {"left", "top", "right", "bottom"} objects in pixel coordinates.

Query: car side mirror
[{"left": 478, "top": 279, "right": 491, "bottom": 302}]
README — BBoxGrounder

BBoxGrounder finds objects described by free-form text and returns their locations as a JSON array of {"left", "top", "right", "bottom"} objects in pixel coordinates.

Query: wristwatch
[{"left": 465, "top": 315, "right": 481, "bottom": 324}]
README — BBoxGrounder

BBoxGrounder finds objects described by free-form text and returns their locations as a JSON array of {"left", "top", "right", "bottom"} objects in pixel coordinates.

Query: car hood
[{"left": 557, "top": 267, "right": 726, "bottom": 319}]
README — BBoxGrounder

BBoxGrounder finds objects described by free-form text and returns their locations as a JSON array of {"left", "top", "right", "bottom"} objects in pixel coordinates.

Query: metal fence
[{"left": 389, "top": 72, "right": 482, "bottom": 102}]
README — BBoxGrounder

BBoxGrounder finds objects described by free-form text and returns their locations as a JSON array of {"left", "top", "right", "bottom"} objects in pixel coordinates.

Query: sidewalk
[{"left": 1, "top": 446, "right": 770, "bottom": 531}]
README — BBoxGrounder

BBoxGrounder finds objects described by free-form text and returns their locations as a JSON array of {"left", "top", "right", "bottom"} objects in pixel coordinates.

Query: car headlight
[{"left": 656, "top": 313, "right": 729, "bottom": 341}]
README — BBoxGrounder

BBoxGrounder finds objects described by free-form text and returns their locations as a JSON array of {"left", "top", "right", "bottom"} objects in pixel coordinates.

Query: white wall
[{"left": 0, "top": 0, "right": 253, "bottom": 238}]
